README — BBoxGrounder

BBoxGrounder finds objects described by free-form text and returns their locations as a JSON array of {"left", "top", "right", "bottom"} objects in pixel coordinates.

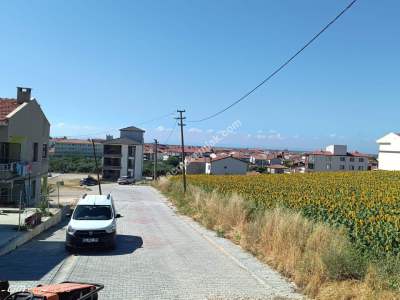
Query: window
[
  {"left": 33, "top": 143, "right": 38, "bottom": 162},
  {"left": 340, "top": 157, "right": 345, "bottom": 162},
  {"left": 340, "top": 165, "right": 345, "bottom": 170},
  {"left": 326, "top": 163, "right": 331, "bottom": 170},
  {"left": 42, "top": 144, "right": 48, "bottom": 159},
  {"left": 359, "top": 158, "right": 364, "bottom": 162},
  {"left": 73, "top": 205, "right": 112, "bottom": 220},
  {"left": 358, "top": 166, "right": 364, "bottom": 170},
  {"left": 0, "top": 188, "right": 8, "bottom": 202},
  {"left": 128, "top": 158, "right": 135, "bottom": 169},
  {"left": 104, "top": 157, "right": 121, "bottom": 167},
  {"left": 128, "top": 146, "right": 135, "bottom": 157},
  {"left": 308, "top": 163, "right": 314, "bottom": 169},
  {"left": 350, "top": 165, "right": 355, "bottom": 170},
  {"left": 350, "top": 157, "right": 355, "bottom": 162},
  {"left": 31, "top": 179, "right": 36, "bottom": 199}
]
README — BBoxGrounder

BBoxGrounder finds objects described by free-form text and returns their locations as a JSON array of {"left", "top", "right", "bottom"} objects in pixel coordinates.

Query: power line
[
  {"left": 137, "top": 111, "right": 176, "bottom": 126},
  {"left": 189, "top": 0, "right": 358, "bottom": 123},
  {"left": 163, "top": 121, "right": 178, "bottom": 145}
]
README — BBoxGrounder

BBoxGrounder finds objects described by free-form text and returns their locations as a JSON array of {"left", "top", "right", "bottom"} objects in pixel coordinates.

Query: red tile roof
[
  {"left": 349, "top": 151, "right": 369, "bottom": 158},
  {"left": 187, "top": 157, "right": 208, "bottom": 163},
  {"left": 0, "top": 99, "right": 20, "bottom": 121}
]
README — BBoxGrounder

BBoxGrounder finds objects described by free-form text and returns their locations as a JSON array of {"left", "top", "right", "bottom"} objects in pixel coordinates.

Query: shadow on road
[
  {"left": 0, "top": 221, "right": 69, "bottom": 281},
  {"left": 73, "top": 235, "right": 143, "bottom": 256}
]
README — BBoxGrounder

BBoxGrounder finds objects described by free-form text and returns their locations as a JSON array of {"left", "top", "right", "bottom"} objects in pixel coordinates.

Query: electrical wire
[
  {"left": 137, "top": 111, "right": 176, "bottom": 126},
  {"left": 163, "top": 121, "right": 178, "bottom": 145},
  {"left": 188, "top": 0, "right": 358, "bottom": 123}
]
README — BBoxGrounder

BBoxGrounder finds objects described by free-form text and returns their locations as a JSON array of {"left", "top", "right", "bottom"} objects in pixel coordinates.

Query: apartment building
[
  {"left": 376, "top": 132, "right": 400, "bottom": 170},
  {"left": 0, "top": 87, "right": 50, "bottom": 206},
  {"left": 102, "top": 126, "right": 144, "bottom": 181},
  {"left": 305, "top": 145, "right": 368, "bottom": 172},
  {"left": 50, "top": 138, "right": 103, "bottom": 157}
]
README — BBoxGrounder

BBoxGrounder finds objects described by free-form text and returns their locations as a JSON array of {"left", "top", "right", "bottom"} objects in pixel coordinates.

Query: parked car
[
  {"left": 79, "top": 176, "right": 98, "bottom": 186},
  {"left": 117, "top": 176, "right": 135, "bottom": 185},
  {"left": 65, "top": 194, "right": 121, "bottom": 251}
]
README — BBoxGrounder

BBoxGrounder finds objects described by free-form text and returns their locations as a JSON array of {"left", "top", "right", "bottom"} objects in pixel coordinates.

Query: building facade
[
  {"left": 305, "top": 145, "right": 368, "bottom": 172},
  {"left": 102, "top": 126, "right": 144, "bottom": 181},
  {"left": 376, "top": 133, "right": 400, "bottom": 171},
  {"left": 186, "top": 157, "right": 207, "bottom": 174},
  {"left": 50, "top": 138, "right": 103, "bottom": 157},
  {"left": 0, "top": 87, "right": 50, "bottom": 206},
  {"left": 206, "top": 156, "right": 247, "bottom": 175}
]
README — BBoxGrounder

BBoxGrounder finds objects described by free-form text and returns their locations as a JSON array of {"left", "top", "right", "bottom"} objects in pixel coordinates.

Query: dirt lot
[{"left": 47, "top": 173, "right": 107, "bottom": 207}]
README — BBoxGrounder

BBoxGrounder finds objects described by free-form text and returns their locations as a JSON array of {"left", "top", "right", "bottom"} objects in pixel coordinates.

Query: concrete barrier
[{"left": 0, "top": 208, "right": 64, "bottom": 256}]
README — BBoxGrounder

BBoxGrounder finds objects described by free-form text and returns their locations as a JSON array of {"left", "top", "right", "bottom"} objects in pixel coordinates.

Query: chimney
[{"left": 17, "top": 87, "right": 31, "bottom": 104}]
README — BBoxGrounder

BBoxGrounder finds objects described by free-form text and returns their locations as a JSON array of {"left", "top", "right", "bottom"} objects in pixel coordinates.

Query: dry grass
[{"left": 154, "top": 177, "right": 400, "bottom": 300}]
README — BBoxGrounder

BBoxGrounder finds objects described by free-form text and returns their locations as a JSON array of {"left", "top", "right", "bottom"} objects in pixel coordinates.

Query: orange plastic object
[{"left": 30, "top": 283, "right": 94, "bottom": 300}]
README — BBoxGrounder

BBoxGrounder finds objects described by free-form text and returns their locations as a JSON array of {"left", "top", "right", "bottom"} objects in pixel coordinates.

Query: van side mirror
[{"left": 115, "top": 214, "right": 122, "bottom": 218}]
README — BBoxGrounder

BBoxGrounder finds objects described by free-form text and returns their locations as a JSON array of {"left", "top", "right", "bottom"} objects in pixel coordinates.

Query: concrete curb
[{"left": 0, "top": 208, "right": 64, "bottom": 257}]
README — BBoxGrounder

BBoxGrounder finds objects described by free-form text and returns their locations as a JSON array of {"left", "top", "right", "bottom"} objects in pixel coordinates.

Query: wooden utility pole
[
  {"left": 153, "top": 139, "right": 158, "bottom": 180},
  {"left": 91, "top": 139, "right": 102, "bottom": 195},
  {"left": 176, "top": 110, "right": 187, "bottom": 192}
]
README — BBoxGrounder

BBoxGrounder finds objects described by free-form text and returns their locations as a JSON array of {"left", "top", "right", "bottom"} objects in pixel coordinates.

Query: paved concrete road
[{"left": 0, "top": 184, "right": 303, "bottom": 300}]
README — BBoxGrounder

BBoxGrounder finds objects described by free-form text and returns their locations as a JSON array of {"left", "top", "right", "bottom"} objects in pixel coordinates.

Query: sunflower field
[{"left": 174, "top": 171, "right": 400, "bottom": 257}]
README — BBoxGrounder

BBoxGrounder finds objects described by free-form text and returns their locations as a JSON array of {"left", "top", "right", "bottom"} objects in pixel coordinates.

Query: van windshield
[{"left": 73, "top": 205, "right": 112, "bottom": 220}]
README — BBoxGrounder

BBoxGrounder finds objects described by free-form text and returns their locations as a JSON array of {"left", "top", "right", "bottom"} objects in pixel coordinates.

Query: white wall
[
  {"left": 134, "top": 145, "right": 143, "bottom": 180},
  {"left": 378, "top": 152, "right": 400, "bottom": 171},
  {"left": 6, "top": 100, "right": 50, "bottom": 204},
  {"left": 120, "top": 145, "right": 128, "bottom": 177},
  {"left": 377, "top": 133, "right": 400, "bottom": 170}
]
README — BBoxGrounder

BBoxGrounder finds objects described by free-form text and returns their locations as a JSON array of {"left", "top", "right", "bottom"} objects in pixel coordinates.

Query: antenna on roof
[
  {"left": 82, "top": 193, "right": 87, "bottom": 198},
  {"left": 107, "top": 193, "right": 111, "bottom": 199}
]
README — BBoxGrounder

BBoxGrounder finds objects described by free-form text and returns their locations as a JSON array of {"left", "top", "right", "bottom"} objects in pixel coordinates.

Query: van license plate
[{"left": 82, "top": 238, "right": 99, "bottom": 243}]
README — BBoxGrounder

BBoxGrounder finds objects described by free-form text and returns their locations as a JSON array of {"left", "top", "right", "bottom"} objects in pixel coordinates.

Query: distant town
[{"left": 1, "top": 87, "right": 399, "bottom": 208}]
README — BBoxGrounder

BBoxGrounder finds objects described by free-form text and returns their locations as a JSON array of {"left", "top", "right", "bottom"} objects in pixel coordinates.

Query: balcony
[
  {"left": 102, "top": 165, "right": 121, "bottom": 171},
  {"left": 103, "top": 145, "right": 122, "bottom": 157},
  {"left": 0, "top": 162, "right": 21, "bottom": 180},
  {"left": 103, "top": 153, "right": 122, "bottom": 158}
]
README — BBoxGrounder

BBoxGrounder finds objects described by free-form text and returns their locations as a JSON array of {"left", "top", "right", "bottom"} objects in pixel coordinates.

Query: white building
[
  {"left": 102, "top": 126, "right": 144, "bottom": 181},
  {"left": 376, "top": 133, "right": 400, "bottom": 170},
  {"left": 206, "top": 156, "right": 247, "bottom": 175},
  {"left": 50, "top": 138, "right": 103, "bottom": 157},
  {"left": 306, "top": 145, "right": 368, "bottom": 172}
]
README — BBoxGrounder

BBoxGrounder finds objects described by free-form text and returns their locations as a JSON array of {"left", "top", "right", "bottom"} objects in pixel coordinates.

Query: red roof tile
[
  {"left": 0, "top": 99, "right": 20, "bottom": 121},
  {"left": 349, "top": 151, "right": 369, "bottom": 158}
]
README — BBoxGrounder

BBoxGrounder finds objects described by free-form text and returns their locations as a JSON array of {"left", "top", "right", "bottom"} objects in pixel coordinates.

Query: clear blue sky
[{"left": 0, "top": 0, "right": 398, "bottom": 153}]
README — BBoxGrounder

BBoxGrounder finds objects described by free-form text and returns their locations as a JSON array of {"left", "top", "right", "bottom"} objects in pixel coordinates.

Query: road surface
[{"left": 0, "top": 184, "right": 303, "bottom": 299}]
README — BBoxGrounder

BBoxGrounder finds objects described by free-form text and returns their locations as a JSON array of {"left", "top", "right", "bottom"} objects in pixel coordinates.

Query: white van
[{"left": 65, "top": 194, "right": 121, "bottom": 251}]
